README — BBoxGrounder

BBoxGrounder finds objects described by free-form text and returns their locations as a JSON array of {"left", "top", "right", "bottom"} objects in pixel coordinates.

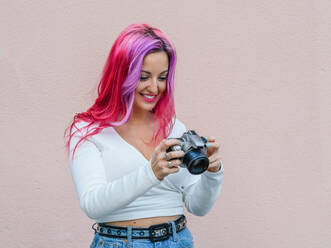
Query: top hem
[{"left": 95, "top": 208, "right": 185, "bottom": 223}]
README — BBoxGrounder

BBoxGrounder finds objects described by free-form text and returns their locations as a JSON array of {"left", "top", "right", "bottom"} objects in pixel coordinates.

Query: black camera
[{"left": 166, "top": 130, "right": 209, "bottom": 175}]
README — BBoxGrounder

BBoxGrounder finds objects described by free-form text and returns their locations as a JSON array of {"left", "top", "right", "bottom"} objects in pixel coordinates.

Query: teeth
[{"left": 142, "top": 94, "right": 155, "bottom": 99}]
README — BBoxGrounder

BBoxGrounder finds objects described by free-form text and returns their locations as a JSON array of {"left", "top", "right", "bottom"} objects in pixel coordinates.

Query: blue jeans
[{"left": 89, "top": 220, "right": 194, "bottom": 248}]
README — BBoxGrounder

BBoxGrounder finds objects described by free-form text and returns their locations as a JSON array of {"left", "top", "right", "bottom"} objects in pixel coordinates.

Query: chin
[
  {"left": 133, "top": 94, "right": 161, "bottom": 113},
  {"left": 142, "top": 103, "right": 157, "bottom": 112}
]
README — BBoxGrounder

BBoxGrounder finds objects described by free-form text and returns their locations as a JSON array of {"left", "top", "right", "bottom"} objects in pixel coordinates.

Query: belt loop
[
  {"left": 170, "top": 220, "right": 178, "bottom": 242},
  {"left": 127, "top": 226, "right": 133, "bottom": 248}
]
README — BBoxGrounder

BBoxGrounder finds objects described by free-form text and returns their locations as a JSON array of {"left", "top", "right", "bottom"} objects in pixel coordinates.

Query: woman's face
[{"left": 132, "top": 51, "right": 169, "bottom": 114}]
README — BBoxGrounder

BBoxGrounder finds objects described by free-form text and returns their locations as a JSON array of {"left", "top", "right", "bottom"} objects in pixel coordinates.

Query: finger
[
  {"left": 208, "top": 154, "right": 222, "bottom": 164},
  {"left": 206, "top": 142, "right": 220, "bottom": 155},
  {"left": 163, "top": 160, "right": 181, "bottom": 174},
  {"left": 160, "top": 138, "right": 180, "bottom": 152},
  {"left": 164, "top": 150, "right": 185, "bottom": 160},
  {"left": 167, "top": 166, "right": 180, "bottom": 174},
  {"left": 161, "top": 159, "right": 182, "bottom": 168},
  {"left": 207, "top": 142, "right": 220, "bottom": 150},
  {"left": 208, "top": 158, "right": 222, "bottom": 169},
  {"left": 205, "top": 136, "right": 216, "bottom": 142}
]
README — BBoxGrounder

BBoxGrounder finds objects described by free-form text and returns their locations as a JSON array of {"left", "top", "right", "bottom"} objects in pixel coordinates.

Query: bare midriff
[{"left": 104, "top": 215, "right": 182, "bottom": 227}]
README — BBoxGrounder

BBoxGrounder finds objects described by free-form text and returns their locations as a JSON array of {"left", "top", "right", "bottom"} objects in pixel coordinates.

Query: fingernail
[{"left": 206, "top": 143, "right": 211, "bottom": 148}]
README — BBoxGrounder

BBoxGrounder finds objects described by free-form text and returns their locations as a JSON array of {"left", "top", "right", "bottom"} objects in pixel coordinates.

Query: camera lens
[{"left": 183, "top": 149, "right": 209, "bottom": 175}]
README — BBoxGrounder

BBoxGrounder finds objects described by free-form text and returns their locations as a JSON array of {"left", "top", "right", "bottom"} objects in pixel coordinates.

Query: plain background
[{"left": 1, "top": 1, "right": 330, "bottom": 247}]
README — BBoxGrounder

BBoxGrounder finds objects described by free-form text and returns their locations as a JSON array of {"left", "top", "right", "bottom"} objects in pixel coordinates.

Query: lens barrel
[{"left": 183, "top": 149, "right": 209, "bottom": 175}]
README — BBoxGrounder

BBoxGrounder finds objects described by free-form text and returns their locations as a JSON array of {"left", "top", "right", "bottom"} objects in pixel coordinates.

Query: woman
[{"left": 65, "top": 23, "right": 224, "bottom": 248}]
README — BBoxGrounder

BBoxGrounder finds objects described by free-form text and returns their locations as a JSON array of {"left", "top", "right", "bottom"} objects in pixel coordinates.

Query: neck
[{"left": 128, "top": 108, "right": 154, "bottom": 127}]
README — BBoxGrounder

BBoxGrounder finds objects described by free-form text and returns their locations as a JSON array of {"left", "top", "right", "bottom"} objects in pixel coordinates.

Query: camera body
[{"left": 166, "top": 130, "right": 209, "bottom": 175}]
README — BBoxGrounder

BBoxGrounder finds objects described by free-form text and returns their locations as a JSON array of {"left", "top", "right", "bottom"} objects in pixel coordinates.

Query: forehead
[{"left": 142, "top": 51, "right": 169, "bottom": 71}]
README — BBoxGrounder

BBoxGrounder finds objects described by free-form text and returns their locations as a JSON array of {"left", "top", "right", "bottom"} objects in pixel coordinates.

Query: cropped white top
[{"left": 68, "top": 118, "right": 224, "bottom": 223}]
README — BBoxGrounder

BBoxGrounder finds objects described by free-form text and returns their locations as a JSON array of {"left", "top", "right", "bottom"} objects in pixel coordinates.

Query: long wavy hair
[{"left": 64, "top": 23, "right": 177, "bottom": 161}]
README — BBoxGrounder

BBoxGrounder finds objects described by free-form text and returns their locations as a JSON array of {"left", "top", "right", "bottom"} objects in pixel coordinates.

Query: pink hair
[{"left": 64, "top": 23, "right": 177, "bottom": 161}]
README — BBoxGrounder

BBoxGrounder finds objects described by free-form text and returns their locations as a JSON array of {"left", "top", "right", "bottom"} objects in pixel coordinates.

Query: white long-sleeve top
[{"left": 69, "top": 118, "right": 224, "bottom": 223}]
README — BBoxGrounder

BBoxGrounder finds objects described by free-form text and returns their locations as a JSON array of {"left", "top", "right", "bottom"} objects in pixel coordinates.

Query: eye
[
  {"left": 140, "top": 76, "right": 149, "bottom": 81},
  {"left": 159, "top": 77, "right": 167, "bottom": 81}
]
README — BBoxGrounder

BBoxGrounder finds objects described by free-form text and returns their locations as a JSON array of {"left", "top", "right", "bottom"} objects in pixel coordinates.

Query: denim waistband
[{"left": 91, "top": 215, "right": 187, "bottom": 243}]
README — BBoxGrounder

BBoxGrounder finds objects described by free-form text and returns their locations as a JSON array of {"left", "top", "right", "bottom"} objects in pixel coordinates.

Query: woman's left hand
[{"left": 205, "top": 136, "right": 223, "bottom": 173}]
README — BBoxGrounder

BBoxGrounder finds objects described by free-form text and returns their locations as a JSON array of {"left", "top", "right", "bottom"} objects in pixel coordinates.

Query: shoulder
[
  {"left": 174, "top": 118, "right": 187, "bottom": 132},
  {"left": 70, "top": 120, "right": 99, "bottom": 137},
  {"left": 168, "top": 118, "right": 187, "bottom": 138}
]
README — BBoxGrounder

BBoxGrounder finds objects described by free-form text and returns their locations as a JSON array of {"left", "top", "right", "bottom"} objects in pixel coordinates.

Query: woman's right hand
[{"left": 150, "top": 138, "right": 185, "bottom": 181}]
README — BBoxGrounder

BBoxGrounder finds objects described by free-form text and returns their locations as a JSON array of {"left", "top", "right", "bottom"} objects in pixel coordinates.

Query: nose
[{"left": 148, "top": 77, "right": 158, "bottom": 93}]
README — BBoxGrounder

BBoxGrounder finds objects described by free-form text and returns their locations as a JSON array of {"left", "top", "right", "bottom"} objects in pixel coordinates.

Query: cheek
[
  {"left": 134, "top": 84, "right": 143, "bottom": 96},
  {"left": 135, "top": 83, "right": 143, "bottom": 92},
  {"left": 159, "top": 82, "right": 167, "bottom": 94},
  {"left": 134, "top": 89, "right": 142, "bottom": 102}
]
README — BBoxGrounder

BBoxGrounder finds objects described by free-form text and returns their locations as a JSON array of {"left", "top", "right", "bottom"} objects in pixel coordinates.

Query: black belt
[{"left": 92, "top": 215, "right": 187, "bottom": 243}]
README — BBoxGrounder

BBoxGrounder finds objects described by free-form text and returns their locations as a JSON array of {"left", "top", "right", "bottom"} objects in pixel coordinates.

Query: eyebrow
[{"left": 141, "top": 69, "right": 168, "bottom": 74}]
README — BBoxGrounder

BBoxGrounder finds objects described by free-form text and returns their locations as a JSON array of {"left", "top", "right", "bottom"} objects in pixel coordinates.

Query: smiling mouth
[{"left": 140, "top": 93, "right": 157, "bottom": 102}]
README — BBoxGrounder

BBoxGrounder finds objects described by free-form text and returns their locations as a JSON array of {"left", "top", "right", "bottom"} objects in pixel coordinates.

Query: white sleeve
[
  {"left": 68, "top": 122, "right": 161, "bottom": 220},
  {"left": 176, "top": 120, "right": 225, "bottom": 216}
]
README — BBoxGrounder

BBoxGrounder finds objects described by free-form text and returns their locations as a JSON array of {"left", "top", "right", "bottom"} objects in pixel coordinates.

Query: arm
[
  {"left": 181, "top": 165, "right": 224, "bottom": 216},
  {"left": 176, "top": 120, "right": 225, "bottom": 216},
  {"left": 68, "top": 123, "right": 161, "bottom": 219}
]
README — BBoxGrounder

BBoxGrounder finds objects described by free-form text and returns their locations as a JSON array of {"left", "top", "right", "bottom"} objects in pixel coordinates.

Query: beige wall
[{"left": 1, "top": 1, "right": 330, "bottom": 247}]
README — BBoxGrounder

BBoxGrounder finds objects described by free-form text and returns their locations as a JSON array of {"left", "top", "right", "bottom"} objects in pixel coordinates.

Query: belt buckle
[{"left": 149, "top": 223, "right": 170, "bottom": 243}]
